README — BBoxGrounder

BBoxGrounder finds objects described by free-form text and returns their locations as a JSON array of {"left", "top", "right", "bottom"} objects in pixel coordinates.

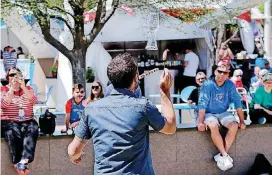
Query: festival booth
[{"left": 85, "top": 7, "right": 213, "bottom": 103}]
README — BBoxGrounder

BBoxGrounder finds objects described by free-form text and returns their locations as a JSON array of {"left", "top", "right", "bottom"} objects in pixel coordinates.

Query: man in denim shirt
[
  {"left": 198, "top": 61, "right": 246, "bottom": 171},
  {"left": 68, "top": 53, "right": 176, "bottom": 175}
]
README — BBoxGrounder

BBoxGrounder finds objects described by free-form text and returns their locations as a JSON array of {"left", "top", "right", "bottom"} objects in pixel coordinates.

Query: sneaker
[
  {"left": 14, "top": 163, "right": 30, "bottom": 175},
  {"left": 214, "top": 153, "right": 233, "bottom": 163},
  {"left": 258, "top": 117, "right": 266, "bottom": 124},
  {"left": 216, "top": 155, "right": 233, "bottom": 171}
]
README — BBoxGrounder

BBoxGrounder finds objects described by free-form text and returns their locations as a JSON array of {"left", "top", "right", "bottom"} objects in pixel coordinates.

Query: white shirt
[{"left": 183, "top": 52, "right": 199, "bottom": 77}]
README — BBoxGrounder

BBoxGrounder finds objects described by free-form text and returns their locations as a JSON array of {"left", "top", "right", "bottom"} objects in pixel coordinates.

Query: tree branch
[
  {"left": 42, "top": 28, "right": 74, "bottom": 62},
  {"left": 49, "top": 6, "right": 75, "bottom": 20},
  {"left": 88, "top": 0, "right": 119, "bottom": 44},
  {"left": 50, "top": 15, "right": 74, "bottom": 36}
]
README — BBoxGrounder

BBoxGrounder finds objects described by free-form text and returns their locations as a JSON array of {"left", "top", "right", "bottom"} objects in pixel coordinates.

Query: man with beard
[
  {"left": 61, "top": 84, "right": 86, "bottom": 133},
  {"left": 197, "top": 61, "right": 246, "bottom": 171},
  {"left": 187, "top": 72, "right": 207, "bottom": 105},
  {"left": 67, "top": 53, "right": 176, "bottom": 175}
]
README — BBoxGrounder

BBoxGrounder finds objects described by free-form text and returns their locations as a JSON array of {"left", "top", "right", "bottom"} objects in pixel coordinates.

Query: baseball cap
[
  {"left": 259, "top": 69, "right": 268, "bottom": 77},
  {"left": 263, "top": 73, "right": 272, "bottom": 82}
]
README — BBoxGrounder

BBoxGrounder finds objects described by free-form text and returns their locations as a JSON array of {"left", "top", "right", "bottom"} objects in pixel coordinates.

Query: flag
[{"left": 237, "top": 10, "right": 251, "bottom": 23}]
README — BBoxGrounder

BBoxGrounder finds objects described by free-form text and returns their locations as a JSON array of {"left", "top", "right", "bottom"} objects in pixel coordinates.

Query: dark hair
[
  {"left": 107, "top": 53, "right": 137, "bottom": 89},
  {"left": 17, "top": 47, "right": 23, "bottom": 52},
  {"left": 4, "top": 46, "right": 10, "bottom": 52},
  {"left": 87, "top": 80, "right": 104, "bottom": 104},
  {"left": 72, "top": 84, "right": 84, "bottom": 92},
  {"left": 5, "top": 67, "right": 22, "bottom": 82}
]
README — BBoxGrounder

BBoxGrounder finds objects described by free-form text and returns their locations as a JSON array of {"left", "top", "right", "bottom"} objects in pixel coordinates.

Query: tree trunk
[
  {"left": 70, "top": 49, "right": 86, "bottom": 86},
  {"left": 215, "top": 24, "right": 226, "bottom": 64}
]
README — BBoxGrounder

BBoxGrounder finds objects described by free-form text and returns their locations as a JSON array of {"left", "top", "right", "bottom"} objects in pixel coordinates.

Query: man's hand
[
  {"left": 239, "top": 121, "right": 246, "bottom": 129},
  {"left": 70, "top": 154, "right": 82, "bottom": 165},
  {"left": 160, "top": 68, "right": 173, "bottom": 93},
  {"left": 197, "top": 123, "right": 206, "bottom": 132},
  {"left": 70, "top": 121, "right": 80, "bottom": 128}
]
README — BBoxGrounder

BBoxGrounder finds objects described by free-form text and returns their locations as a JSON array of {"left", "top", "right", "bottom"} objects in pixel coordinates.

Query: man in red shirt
[{"left": 61, "top": 84, "right": 87, "bottom": 133}]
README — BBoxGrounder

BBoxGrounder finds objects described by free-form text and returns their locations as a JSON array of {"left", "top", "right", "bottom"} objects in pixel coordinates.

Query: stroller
[{"left": 228, "top": 87, "right": 252, "bottom": 125}]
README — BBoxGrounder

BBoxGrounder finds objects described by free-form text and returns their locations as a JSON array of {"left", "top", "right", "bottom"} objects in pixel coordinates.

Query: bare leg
[
  {"left": 225, "top": 122, "right": 238, "bottom": 153},
  {"left": 208, "top": 123, "right": 227, "bottom": 156}
]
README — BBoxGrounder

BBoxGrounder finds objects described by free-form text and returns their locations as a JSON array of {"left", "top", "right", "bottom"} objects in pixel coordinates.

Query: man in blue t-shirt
[
  {"left": 198, "top": 61, "right": 246, "bottom": 171},
  {"left": 67, "top": 53, "right": 176, "bottom": 175}
]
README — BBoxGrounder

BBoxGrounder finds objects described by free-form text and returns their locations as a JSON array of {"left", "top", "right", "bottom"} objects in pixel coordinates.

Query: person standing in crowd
[
  {"left": 86, "top": 80, "right": 104, "bottom": 104},
  {"left": 231, "top": 69, "right": 243, "bottom": 89},
  {"left": 250, "top": 73, "right": 272, "bottom": 124},
  {"left": 187, "top": 72, "right": 206, "bottom": 105},
  {"left": 241, "top": 61, "right": 252, "bottom": 89},
  {"left": 197, "top": 61, "right": 246, "bottom": 171},
  {"left": 1, "top": 67, "right": 38, "bottom": 175},
  {"left": 264, "top": 60, "right": 272, "bottom": 73},
  {"left": 182, "top": 45, "right": 199, "bottom": 92},
  {"left": 218, "top": 43, "right": 234, "bottom": 65},
  {"left": 61, "top": 84, "right": 86, "bottom": 134},
  {"left": 68, "top": 53, "right": 176, "bottom": 174},
  {"left": 16, "top": 47, "right": 25, "bottom": 59},
  {"left": 3, "top": 46, "right": 17, "bottom": 72}
]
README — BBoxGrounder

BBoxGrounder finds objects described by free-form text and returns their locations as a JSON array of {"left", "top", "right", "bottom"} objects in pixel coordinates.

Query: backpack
[{"left": 39, "top": 109, "right": 56, "bottom": 136}]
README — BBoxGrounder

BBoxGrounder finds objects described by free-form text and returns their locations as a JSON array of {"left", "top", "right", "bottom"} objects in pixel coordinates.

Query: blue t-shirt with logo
[
  {"left": 198, "top": 78, "right": 242, "bottom": 114},
  {"left": 75, "top": 88, "right": 165, "bottom": 175}
]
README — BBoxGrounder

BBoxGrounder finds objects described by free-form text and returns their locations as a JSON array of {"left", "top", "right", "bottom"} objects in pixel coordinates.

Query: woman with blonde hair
[{"left": 87, "top": 80, "right": 104, "bottom": 104}]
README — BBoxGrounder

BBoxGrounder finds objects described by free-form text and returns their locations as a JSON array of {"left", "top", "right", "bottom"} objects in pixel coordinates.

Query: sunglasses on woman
[
  {"left": 9, "top": 73, "right": 17, "bottom": 77},
  {"left": 92, "top": 86, "right": 100, "bottom": 90}
]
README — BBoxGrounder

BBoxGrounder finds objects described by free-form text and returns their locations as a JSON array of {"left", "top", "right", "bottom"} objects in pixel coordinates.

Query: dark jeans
[
  {"left": 4, "top": 120, "right": 39, "bottom": 164},
  {"left": 249, "top": 109, "right": 272, "bottom": 124}
]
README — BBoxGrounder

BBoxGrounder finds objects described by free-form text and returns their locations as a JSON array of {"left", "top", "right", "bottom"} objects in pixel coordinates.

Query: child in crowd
[{"left": 61, "top": 84, "right": 86, "bottom": 133}]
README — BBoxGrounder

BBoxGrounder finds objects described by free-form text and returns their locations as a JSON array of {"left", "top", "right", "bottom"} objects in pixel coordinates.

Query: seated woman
[
  {"left": 251, "top": 69, "right": 268, "bottom": 93},
  {"left": 86, "top": 80, "right": 104, "bottom": 104},
  {"left": 250, "top": 73, "right": 272, "bottom": 124},
  {"left": 1, "top": 67, "right": 38, "bottom": 175},
  {"left": 61, "top": 84, "right": 86, "bottom": 133},
  {"left": 231, "top": 69, "right": 243, "bottom": 89},
  {"left": 187, "top": 72, "right": 206, "bottom": 105}
]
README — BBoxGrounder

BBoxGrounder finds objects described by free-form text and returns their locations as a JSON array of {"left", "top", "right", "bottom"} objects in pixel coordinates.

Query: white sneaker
[
  {"left": 216, "top": 155, "right": 233, "bottom": 171},
  {"left": 214, "top": 153, "right": 233, "bottom": 163}
]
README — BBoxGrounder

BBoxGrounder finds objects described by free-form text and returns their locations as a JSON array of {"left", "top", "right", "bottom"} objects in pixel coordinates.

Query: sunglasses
[
  {"left": 236, "top": 75, "right": 242, "bottom": 77},
  {"left": 8, "top": 73, "right": 17, "bottom": 77},
  {"left": 92, "top": 86, "right": 100, "bottom": 90},
  {"left": 197, "top": 77, "right": 206, "bottom": 81},
  {"left": 76, "top": 90, "right": 85, "bottom": 94},
  {"left": 217, "top": 70, "right": 229, "bottom": 75}
]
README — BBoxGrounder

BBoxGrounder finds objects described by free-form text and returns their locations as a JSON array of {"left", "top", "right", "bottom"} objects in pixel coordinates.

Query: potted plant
[
  {"left": 50, "top": 65, "right": 58, "bottom": 78},
  {"left": 86, "top": 67, "right": 95, "bottom": 83}
]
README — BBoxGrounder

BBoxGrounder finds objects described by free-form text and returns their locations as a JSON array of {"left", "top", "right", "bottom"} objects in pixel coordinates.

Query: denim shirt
[{"left": 75, "top": 88, "right": 165, "bottom": 175}]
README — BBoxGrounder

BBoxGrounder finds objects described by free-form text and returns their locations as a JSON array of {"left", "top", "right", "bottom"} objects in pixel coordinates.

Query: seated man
[
  {"left": 198, "top": 61, "right": 246, "bottom": 171},
  {"left": 61, "top": 84, "right": 86, "bottom": 133},
  {"left": 187, "top": 72, "right": 206, "bottom": 105},
  {"left": 250, "top": 73, "right": 272, "bottom": 124}
]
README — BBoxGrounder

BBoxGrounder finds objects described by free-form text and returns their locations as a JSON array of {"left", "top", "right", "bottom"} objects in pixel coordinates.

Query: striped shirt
[
  {"left": 3, "top": 52, "right": 17, "bottom": 72},
  {"left": 1, "top": 86, "right": 37, "bottom": 122}
]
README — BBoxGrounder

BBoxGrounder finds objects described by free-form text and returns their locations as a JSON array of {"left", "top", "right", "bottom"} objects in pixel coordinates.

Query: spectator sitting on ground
[
  {"left": 16, "top": 47, "right": 25, "bottom": 59},
  {"left": 251, "top": 68, "right": 268, "bottom": 93},
  {"left": 231, "top": 69, "right": 243, "bottom": 89},
  {"left": 264, "top": 60, "right": 272, "bottom": 73},
  {"left": 197, "top": 61, "right": 246, "bottom": 171},
  {"left": 251, "top": 66, "right": 261, "bottom": 88},
  {"left": 187, "top": 72, "right": 206, "bottom": 105},
  {"left": 1, "top": 67, "right": 38, "bottom": 175},
  {"left": 86, "top": 80, "right": 104, "bottom": 104},
  {"left": 250, "top": 73, "right": 272, "bottom": 124},
  {"left": 61, "top": 84, "right": 87, "bottom": 133}
]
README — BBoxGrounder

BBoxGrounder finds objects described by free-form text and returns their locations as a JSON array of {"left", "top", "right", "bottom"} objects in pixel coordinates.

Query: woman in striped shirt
[{"left": 1, "top": 67, "right": 38, "bottom": 175}]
